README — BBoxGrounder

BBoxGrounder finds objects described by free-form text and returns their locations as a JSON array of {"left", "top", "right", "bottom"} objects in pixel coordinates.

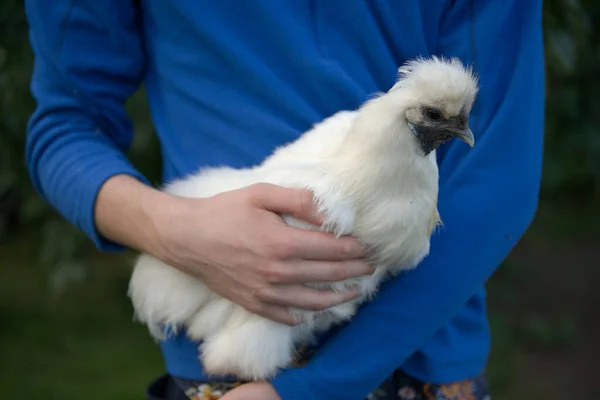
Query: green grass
[{"left": 0, "top": 233, "right": 163, "bottom": 400}]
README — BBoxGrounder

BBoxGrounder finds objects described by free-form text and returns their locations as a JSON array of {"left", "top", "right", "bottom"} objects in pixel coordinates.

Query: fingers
[
  {"left": 247, "top": 183, "right": 367, "bottom": 261},
  {"left": 281, "top": 227, "right": 367, "bottom": 261},
  {"left": 248, "top": 183, "right": 323, "bottom": 226},
  {"left": 264, "top": 259, "right": 373, "bottom": 284},
  {"left": 255, "top": 284, "right": 360, "bottom": 312}
]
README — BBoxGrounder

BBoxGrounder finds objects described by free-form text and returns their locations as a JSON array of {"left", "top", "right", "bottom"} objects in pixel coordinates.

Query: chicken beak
[{"left": 456, "top": 127, "right": 475, "bottom": 147}]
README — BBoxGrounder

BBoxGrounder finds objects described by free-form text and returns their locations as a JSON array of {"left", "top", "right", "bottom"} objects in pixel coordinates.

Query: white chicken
[{"left": 128, "top": 56, "right": 479, "bottom": 380}]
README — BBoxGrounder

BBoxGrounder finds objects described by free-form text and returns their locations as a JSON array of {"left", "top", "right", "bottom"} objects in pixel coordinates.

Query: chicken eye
[{"left": 424, "top": 108, "right": 441, "bottom": 121}]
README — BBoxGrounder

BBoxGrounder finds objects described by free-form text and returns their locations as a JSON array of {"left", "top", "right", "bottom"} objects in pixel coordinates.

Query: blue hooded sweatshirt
[{"left": 24, "top": 1, "right": 544, "bottom": 399}]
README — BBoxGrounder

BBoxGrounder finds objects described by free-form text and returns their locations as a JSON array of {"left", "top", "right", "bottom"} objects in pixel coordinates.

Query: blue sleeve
[
  {"left": 24, "top": 0, "right": 149, "bottom": 251},
  {"left": 271, "top": 1, "right": 545, "bottom": 399}
]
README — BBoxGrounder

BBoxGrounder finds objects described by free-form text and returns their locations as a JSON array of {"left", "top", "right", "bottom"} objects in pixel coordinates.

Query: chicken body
[{"left": 128, "top": 56, "right": 478, "bottom": 380}]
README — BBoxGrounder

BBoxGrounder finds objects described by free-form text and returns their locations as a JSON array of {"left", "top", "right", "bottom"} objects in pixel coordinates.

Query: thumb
[{"left": 247, "top": 183, "right": 323, "bottom": 226}]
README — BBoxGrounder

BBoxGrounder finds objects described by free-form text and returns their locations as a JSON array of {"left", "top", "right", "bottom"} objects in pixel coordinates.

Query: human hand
[
  {"left": 220, "top": 382, "right": 281, "bottom": 400},
  {"left": 151, "top": 182, "right": 371, "bottom": 325}
]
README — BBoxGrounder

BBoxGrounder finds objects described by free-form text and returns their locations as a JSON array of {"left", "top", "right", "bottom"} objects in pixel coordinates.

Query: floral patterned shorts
[
  {"left": 367, "top": 369, "right": 490, "bottom": 400},
  {"left": 169, "top": 369, "right": 490, "bottom": 400}
]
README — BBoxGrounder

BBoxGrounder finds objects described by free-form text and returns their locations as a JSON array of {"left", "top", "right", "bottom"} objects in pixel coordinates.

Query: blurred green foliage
[
  {"left": 1, "top": 1, "right": 598, "bottom": 273},
  {"left": 542, "top": 0, "right": 600, "bottom": 202}
]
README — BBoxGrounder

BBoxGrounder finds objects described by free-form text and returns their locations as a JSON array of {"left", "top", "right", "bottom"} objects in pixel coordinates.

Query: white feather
[{"left": 127, "top": 56, "right": 478, "bottom": 380}]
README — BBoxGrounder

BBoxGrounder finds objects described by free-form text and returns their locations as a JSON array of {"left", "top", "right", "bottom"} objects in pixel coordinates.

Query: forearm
[{"left": 95, "top": 174, "right": 174, "bottom": 255}]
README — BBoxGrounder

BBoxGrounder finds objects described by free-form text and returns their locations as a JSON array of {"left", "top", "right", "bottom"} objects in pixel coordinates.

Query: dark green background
[{"left": 1, "top": 1, "right": 599, "bottom": 399}]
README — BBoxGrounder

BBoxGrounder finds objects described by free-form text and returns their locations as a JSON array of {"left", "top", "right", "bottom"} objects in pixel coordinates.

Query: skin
[{"left": 221, "top": 382, "right": 281, "bottom": 400}]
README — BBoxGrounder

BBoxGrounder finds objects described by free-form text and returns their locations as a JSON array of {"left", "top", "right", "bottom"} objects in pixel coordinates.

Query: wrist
[
  {"left": 138, "top": 181, "right": 215, "bottom": 268},
  {"left": 95, "top": 174, "right": 176, "bottom": 256},
  {"left": 135, "top": 183, "right": 179, "bottom": 257}
]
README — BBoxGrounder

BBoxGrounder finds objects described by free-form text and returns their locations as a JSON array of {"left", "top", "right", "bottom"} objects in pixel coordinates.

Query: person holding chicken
[{"left": 23, "top": 1, "right": 544, "bottom": 399}]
